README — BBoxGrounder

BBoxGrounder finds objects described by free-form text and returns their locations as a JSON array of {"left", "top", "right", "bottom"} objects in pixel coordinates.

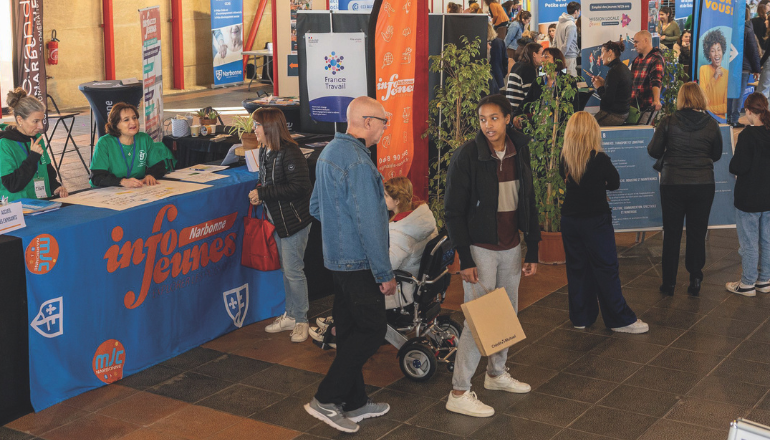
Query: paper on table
[
  {"left": 245, "top": 149, "right": 259, "bottom": 172},
  {"left": 58, "top": 181, "right": 210, "bottom": 211},
  {"left": 0, "top": 202, "right": 26, "bottom": 235},
  {"left": 301, "top": 148, "right": 314, "bottom": 158},
  {"left": 163, "top": 171, "right": 229, "bottom": 183},
  {"left": 178, "top": 164, "right": 228, "bottom": 173}
]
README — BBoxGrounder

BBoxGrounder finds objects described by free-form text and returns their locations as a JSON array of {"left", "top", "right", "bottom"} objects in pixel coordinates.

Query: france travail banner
[
  {"left": 211, "top": 0, "right": 244, "bottom": 86},
  {"left": 693, "top": 0, "right": 745, "bottom": 123},
  {"left": 305, "top": 33, "right": 368, "bottom": 123},
  {"left": 140, "top": 6, "right": 163, "bottom": 142}
]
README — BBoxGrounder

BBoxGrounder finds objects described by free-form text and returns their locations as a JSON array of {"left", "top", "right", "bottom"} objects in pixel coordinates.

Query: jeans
[
  {"left": 758, "top": 57, "right": 770, "bottom": 98},
  {"left": 267, "top": 208, "right": 311, "bottom": 323},
  {"left": 452, "top": 245, "right": 521, "bottom": 391},
  {"left": 315, "top": 270, "right": 387, "bottom": 411},
  {"left": 736, "top": 209, "right": 770, "bottom": 285},
  {"left": 561, "top": 213, "right": 637, "bottom": 328},
  {"left": 565, "top": 58, "right": 577, "bottom": 77},
  {"left": 728, "top": 71, "right": 750, "bottom": 124},
  {"left": 660, "top": 184, "right": 715, "bottom": 285}
]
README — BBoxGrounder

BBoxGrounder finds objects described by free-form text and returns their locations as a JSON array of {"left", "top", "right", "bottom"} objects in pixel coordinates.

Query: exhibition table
[
  {"left": 163, "top": 131, "right": 241, "bottom": 169},
  {"left": 242, "top": 99, "right": 302, "bottom": 132},
  {"left": 6, "top": 167, "right": 286, "bottom": 413},
  {"left": 242, "top": 49, "right": 273, "bottom": 90},
  {"left": 78, "top": 80, "right": 143, "bottom": 137}
]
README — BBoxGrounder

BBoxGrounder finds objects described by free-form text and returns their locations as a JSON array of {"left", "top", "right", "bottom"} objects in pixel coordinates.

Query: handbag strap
[{"left": 468, "top": 281, "right": 492, "bottom": 301}]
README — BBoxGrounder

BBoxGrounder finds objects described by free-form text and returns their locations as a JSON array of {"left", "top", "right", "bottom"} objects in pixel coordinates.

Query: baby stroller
[{"left": 386, "top": 234, "right": 462, "bottom": 382}]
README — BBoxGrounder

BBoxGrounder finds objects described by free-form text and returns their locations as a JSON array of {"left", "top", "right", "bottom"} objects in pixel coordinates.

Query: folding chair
[{"left": 45, "top": 95, "right": 89, "bottom": 176}]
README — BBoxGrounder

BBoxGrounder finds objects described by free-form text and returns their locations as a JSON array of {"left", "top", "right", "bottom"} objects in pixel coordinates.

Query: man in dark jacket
[
  {"left": 728, "top": 12, "right": 762, "bottom": 127},
  {"left": 443, "top": 94, "right": 540, "bottom": 418}
]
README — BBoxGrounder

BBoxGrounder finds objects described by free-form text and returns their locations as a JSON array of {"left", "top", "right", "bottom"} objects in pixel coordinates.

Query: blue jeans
[
  {"left": 736, "top": 209, "right": 770, "bottom": 285},
  {"left": 758, "top": 57, "right": 770, "bottom": 98},
  {"left": 728, "top": 71, "right": 750, "bottom": 123},
  {"left": 267, "top": 208, "right": 311, "bottom": 323}
]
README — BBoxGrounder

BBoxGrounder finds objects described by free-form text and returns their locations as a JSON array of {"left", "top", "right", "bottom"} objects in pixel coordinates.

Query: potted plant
[
  {"left": 654, "top": 47, "right": 689, "bottom": 125},
  {"left": 424, "top": 36, "right": 491, "bottom": 230},
  {"left": 196, "top": 107, "right": 220, "bottom": 126},
  {"left": 521, "top": 60, "right": 578, "bottom": 264},
  {"left": 228, "top": 115, "right": 259, "bottom": 150}
]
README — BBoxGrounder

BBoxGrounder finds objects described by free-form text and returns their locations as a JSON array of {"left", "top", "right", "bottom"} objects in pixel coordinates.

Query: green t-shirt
[
  {"left": 90, "top": 132, "right": 175, "bottom": 186},
  {"left": 0, "top": 135, "right": 53, "bottom": 202}
]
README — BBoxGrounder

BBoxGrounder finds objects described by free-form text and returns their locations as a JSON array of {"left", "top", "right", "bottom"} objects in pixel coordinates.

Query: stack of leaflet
[{"left": 20, "top": 198, "right": 62, "bottom": 215}]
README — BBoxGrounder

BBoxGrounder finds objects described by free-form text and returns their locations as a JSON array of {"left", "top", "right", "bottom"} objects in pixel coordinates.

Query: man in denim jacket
[{"left": 304, "top": 97, "right": 395, "bottom": 433}]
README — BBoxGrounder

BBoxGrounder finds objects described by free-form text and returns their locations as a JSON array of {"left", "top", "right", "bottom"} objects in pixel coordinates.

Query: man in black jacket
[{"left": 443, "top": 94, "right": 540, "bottom": 417}]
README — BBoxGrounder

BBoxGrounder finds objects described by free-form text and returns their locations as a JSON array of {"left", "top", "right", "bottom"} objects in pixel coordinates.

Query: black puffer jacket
[
  {"left": 257, "top": 142, "right": 313, "bottom": 238},
  {"left": 647, "top": 109, "right": 722, "bottom": 186},
  {"left": 730, "top": 125, "right": 770, "bottom": 213}
]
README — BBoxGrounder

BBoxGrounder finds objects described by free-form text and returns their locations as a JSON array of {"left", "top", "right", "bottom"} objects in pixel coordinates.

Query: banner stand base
[{"left": 211, "top": 81, "right": 245, "bottom": 89}]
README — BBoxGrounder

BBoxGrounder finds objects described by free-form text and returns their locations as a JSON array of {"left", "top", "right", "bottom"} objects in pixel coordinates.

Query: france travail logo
[
  {"left": 324, "top": 52, "right": 345, "bottom": 75},
  {"left": 30, "top": 297, "right": 64, "bottom": 338},
  {"left": 223, "top": 283, "right": 249, "bottom": 328}
]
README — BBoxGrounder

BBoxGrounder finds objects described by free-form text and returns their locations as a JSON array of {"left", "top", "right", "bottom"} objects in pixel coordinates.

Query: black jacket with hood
[
  {"left": 257, "top": 141, "right": 313, "bottom": 238},
  {"left": 444, "top": 126, "right": 541, "bottom": 269},
  {"left": 647, "top": 109, "right": 722, "bottom": 186},
  {"left": 730, "top": 125, "right": 770, "bottom": 213}
]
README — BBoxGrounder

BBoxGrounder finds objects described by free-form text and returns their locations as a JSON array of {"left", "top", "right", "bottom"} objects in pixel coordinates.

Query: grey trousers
[{"left": 452, "top": 245, "right": 522, "bottom": 391}]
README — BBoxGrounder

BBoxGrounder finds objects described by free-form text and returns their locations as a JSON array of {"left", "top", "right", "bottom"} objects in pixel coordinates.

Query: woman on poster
[{"left": 699, "top": 29, "right": 729, "bottom": 119}]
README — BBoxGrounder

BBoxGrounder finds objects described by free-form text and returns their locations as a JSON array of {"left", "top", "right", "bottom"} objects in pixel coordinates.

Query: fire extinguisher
[{"left": 47, "top": 30, "right": 59, "bottom": 65}]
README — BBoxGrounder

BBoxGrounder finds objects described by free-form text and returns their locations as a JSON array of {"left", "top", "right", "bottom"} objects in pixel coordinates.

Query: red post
[
  {"left": 103, "top": 0, "right": 115, "bottom": 80},
  {"left": 171, "top": 0, "right": 184, "bottom": 89},
  {"left": 242, "top": 0, "right": 269, "bottom": 74},
  {"left": 271, "top": 0, "right": 279, "bottom": 96}
]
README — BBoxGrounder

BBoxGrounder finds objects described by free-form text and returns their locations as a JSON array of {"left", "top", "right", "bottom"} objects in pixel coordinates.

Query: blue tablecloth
[{"left": 10, "top": 167, "right": 285, "bottom": 411}]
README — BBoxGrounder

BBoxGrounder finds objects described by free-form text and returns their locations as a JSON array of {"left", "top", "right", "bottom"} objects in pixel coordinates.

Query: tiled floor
[{"left": 5, "top": 228, "right": 767, "bottom": 440}]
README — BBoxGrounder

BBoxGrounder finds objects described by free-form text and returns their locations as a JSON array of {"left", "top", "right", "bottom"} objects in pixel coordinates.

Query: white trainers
[
  {"left": 265, "top": 313, "right": 296, "bottom": 333},
  {"left": 611, "top": 319, "right": 650, "bottom": 334},
  {"left": 445, "top": 391, "right": 495, "bottom": 417},
  {"left": 484, "top": 370, "right": 531, "bottom": 393},
  {"left": 756, "top": 281, "right": 770, "bottom": 293},
  {"left": 291, "top": 323, "right": 309, "bottom": 342},
  {"left": 726, "top": 281, "right": 757, "bottom": 297},
  {"left": 316, "top": 316, "right": 334, "bottom": 331}
]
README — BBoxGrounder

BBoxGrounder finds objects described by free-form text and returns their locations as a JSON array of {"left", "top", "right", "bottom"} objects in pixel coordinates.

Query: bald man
[
  {"left": 305, "top": 96, "right": 394, "bottom": 433},
  {"left": 630, "top": 31, "right": 664, "bottom": 124}
]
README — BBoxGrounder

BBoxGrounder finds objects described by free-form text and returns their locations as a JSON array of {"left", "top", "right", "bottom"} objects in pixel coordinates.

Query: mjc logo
[
  {"left": 25, "top": 234, "right": 59, "bottom": 275},
  {"left": 93, "top": 339, "right": 125, "bottom": 384}
]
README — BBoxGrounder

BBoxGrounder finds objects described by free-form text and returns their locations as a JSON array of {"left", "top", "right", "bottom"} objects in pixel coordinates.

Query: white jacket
[
  {"left": 386, "top": 203, "right": 439, "bottom": 309},
  {"left": 554, "top": 12, "right": 579, "bottom": 59}
]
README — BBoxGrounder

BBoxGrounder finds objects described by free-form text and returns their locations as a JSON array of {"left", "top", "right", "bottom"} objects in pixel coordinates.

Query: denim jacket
[{"left": 310, "top": 133, "right": 393, "bottom": 283}]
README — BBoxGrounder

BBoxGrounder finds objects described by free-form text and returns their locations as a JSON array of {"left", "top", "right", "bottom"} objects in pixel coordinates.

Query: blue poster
[
  {"left": 540, "top": 0, "right": 580, "bottom": 24},
  {"left": 711, "top": 125, "right": 737, "bottom": 226},
  {"left": 17, "top": 168, "right": 284, "bottom": 411},
  {"left": 334, "top": 0, "right": 375, "bottom": 11},
  {"left": 676, "top": 0, "right": 694, "bottom": 18},
  {"left": 211, "top": 0, "right": 244, "bottom": 86}
]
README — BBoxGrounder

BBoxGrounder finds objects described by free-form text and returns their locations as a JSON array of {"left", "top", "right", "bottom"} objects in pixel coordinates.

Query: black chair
[{"left": 45, "top": 95, "right": 89, "bottom": 176}]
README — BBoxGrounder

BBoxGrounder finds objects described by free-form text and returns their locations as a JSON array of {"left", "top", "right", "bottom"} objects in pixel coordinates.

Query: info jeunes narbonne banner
[
  {"left": 211, "top": 0, "right": 244, "bottom": 86},
  {"left": 305, "top": 33, "right": 368, "bottom": 123},
  {"left": 140, "top": 6, "right": 163, "bottom": 141},
  {"left": 12, "top": 0, "right": 46, "bottom": 111},
  {"left": 693, "top": 0, "right": 745, "bottom": 123}
]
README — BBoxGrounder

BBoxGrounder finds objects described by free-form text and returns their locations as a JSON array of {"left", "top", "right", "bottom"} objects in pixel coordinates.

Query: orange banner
[{"left": 375, "top": 1, "right": 417, "bottom": 179}]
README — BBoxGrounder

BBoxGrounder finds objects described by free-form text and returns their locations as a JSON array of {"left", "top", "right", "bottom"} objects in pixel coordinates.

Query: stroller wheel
[
  {"left": 447, "top": 362, "right": 454, "bottom": 372},
  {"left": 436, "top": 316, "right": 463, "bottom": 339},
  {"left": 399, "top": 342, "right": 437, "bottom": 382}
]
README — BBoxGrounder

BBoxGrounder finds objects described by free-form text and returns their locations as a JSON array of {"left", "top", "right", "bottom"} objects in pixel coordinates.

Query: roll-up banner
[
  {"left": 676, "top": 0, "right": 694, "bottom": 18},
  {"left": 538, "top": 0, "right": 580, "bottom": 35},
  {"left": 140, "top": 6, "right": 163, "bottom": 141},
  {"left": 692, "top": 0, "right": 745, "bottom": 123},
  {"left": 12, "top": 0, "right": 46, "bottom": 113},
  {"left": 331, "top": 0, "right": 375, "bottom": 11},
  {"left": 305, "top": 32, "right": 368, "bottom": 122},
  {"left": 211, "top": 0, "right": 244, "bottom": 86},
  {"left": 581, "top": 0, "right": 646, "bottom": 110}
]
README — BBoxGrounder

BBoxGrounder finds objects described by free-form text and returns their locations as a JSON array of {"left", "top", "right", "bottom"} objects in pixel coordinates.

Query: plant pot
[
  {"left": 199, "top": 118, "right": 217, "bottom": 126},
  {"left": 538, "top": 231, "right": 566, "bottom": 265},
  {"left": 241, "top": 133, "right": 259, "bottom": 150}
]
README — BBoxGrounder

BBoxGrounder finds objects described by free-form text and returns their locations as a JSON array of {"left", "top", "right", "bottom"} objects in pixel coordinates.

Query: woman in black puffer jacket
[
  {"left": 248, "top": 107, "right": 314, "bottom": 342},
  {"left": 647, "top": 82, "right": 722, "bottom": 297}
]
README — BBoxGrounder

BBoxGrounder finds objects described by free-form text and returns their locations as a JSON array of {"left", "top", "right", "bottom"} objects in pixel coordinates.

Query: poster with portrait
[
  {"left": 291, "top": 0, "right": 312, "bottom": 55},
  {"left": 211, "top": 0, "right": 244, "bottom": 86},
  {"left": 140, "top": 6, "right": 163, "bottom": 141}
]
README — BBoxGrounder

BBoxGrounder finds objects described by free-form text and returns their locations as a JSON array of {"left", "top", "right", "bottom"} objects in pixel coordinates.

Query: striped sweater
[{"left": 505, "top": 62, "right": 541, "bottom": 117}]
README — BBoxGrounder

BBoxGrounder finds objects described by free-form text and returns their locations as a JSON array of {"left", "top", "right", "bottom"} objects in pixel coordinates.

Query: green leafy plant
[
  {"left": 228, "top": 115, "right": 254, "bottom": 140},
  {"left": 196, "top": 107, "right": 219, "bottom": 121},
  {"left": 655, "top": 47, "right": 689, "bottom": 125},
  {"left": 424, "top": 36, "right": 491, "bottom": 229},
  {"left": 521, "top": 61, "right": 578, "bottom": 233}
]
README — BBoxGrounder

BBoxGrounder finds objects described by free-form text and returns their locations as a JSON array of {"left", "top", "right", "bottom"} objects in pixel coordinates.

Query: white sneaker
[
  {"left": 265, "top": 313, "right": 296, "bottom": 333},
  {"left": 611, "top": 319, "right": 650, "bottom": 334},
  {"left": 484, "top": 370, "right": 531, "bottom": 393},
  {"left": 291, "top": 323, "right": 309, "bottom": 342},
  {"left": 316, "top": 316, "right": 334, "bottom": 331},
  {"left": 309, "top": 326, "right": 325, "bottom": 342},
  {"left": 574, "top": 325, "right": 586, "bottom": 329},
  {"left": 445, "top": 391, "right": 495, "bottom": 417},
  {"left": 756, "top": 281, "right": 770, "bottom": 293},
  {"left": 726, "top": 281, "right": 757, "bottom": 297}
]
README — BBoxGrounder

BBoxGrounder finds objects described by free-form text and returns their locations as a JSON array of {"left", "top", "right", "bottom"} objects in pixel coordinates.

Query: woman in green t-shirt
[
  {"left": 0, "top": 88, "right": 68, "bottom": 202},
  {"left": 90, "top": 102, "right": 175, "bottom": 187}
]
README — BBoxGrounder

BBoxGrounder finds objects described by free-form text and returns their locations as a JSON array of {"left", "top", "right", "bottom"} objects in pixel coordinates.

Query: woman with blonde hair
[
  {"left": 647, "top": 82, "right": 722, "bottom": 296},
  {"left": 560, "top": 112, "right": 648, "bottom": 333}
]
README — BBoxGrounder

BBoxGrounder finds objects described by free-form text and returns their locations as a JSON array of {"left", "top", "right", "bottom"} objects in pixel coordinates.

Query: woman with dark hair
[
  {"left": 90, "top": 102, "right": 175, "bottom": 187},
  {"left": 504, "top": 10, "right": 531, "bottom": 56},
  {"left": 759, "top": 14, "right": 770, "bottom": 98},
  {"left": 447, "top": 2, "right": 461, "bottom": 13},
  {"left": 249, "top": 107, "right": 314, "bottom": 342},
  {"left": 699, "top": 29, "right": 729, "bottom": 119},
  {"left": 548, "top": 23, "right": 557, "bottom": 46},
  {"left": 657, "top": 6, "right": 680, "bottom": 50},
  {"left": 505, "top": 42, "right": 543, "bottom": 127},
  {"left": 488, "top": 23, "right": 508, "bottom": 93},
  {"left": 647, "top": 83, "right": 722, "bottom": 296},
  {"left": 752, "top": 0, "right": 770, "bottom": 49},
  {"left": 727, "top": 92, "right": 770, "bottom": 297},
  {"left": 591, "top": 40, "right": 633, "bottom": 126},
  {"left": 674, "top": 30, "right": 693, "bottom": 77},
  {"left": 0, "top": 88, "right": 67, "bottom": 201}
]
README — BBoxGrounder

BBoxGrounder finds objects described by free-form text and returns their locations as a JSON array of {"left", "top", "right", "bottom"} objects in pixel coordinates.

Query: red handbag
[{"left": 241, "top": 205, "right": 281, "bottom": 271}]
